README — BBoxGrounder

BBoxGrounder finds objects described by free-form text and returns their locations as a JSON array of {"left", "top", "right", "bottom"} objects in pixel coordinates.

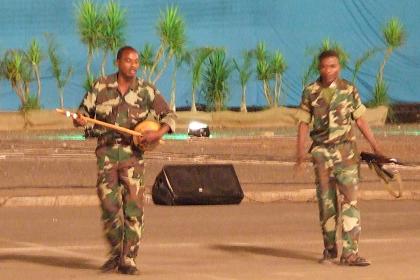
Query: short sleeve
[
  {"left": 296, "top": 88, "right": 312, "bottom": 124},
  {"left": 150, "top": 88, "right": 177, "bottom": 133},
  {"left": 74, "top": 81, "right": 98, "bottom": 127},
  {"left": 351, "top": 86, "right": 366, "bottom": 120}
]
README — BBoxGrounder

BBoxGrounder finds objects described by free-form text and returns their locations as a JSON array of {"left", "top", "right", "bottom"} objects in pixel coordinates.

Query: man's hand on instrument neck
[{"left": 73, "top": 113, "right": 87, "bottom": 127}]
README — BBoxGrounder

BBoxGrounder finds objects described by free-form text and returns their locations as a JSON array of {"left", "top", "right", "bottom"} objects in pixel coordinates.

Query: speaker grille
[{"left": 152, "top": 164, "right": 243, "bottom": 205}]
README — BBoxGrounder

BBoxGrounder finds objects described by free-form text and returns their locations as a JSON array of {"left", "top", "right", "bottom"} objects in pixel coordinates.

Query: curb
[
  {"left": 242, "top": 190, "right": 420, "bottom": 202},
  {"left": 1, "top": 190, "right": 419, "bottom": 207}
]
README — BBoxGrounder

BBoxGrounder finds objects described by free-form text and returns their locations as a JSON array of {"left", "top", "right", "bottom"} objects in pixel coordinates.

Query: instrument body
[
  {"left": 132, "top": 120, "right": 161, "bottom": 151},
  {"left": 56, "top": 108, "right": 161, "bottom": 151}
]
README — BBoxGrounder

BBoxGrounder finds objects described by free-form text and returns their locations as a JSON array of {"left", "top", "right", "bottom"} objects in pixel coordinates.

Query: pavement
[
  {"left": 2, "top": 202, "right": 420, "bottom": 280},
  {"left": 1, "top": 132, "right": 420, "bottom": 207},
  {"left": 2, "top": 128, "right": 420, "bottom": 280}
]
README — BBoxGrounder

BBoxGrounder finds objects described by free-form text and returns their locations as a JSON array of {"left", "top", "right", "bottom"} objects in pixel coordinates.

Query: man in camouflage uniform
[
  {"left": 295, "top": 50, "right": 383, "bottom": 266},
  {"left": 74, "top": 46, "right": 176, "bottom": 275}
]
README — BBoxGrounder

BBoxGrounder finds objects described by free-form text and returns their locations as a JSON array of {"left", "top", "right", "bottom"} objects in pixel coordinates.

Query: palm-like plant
[
  {"left": 270, "top": 50, "right": 287, "bottom": 107},
  {"left": 2, "top": 49, "right": 31, "bottom": 107},
  {"left": 139, "top": 43, "right": 155, "bottom": 79},
  {"left": 27, "top": 39, "right": 43, "bottom": 101},
  {"left": 148, "top": 5, "right": 186, "bottom": 84},
  {"left": 170, "top": 49, "right": 190, "bottom": 111},
  {"left": 378, "top": 17, "right": 406, "bottom": 83},
  {"left": 99, "top": 0, "right": 126, "bottom": 77},
  {"left": 255, "top": 41, "right": 273, "bottom": 106},
  {"left": 188, "top": 47, "right": 214, "bottom": 112},
  {"left": 370, "top": 18, "right": 406, "bottom": 107},
  {"left": 370, "top": 77, "right": 389, "bottom": 106},
  {"left": 351, "top": 48, "right": 378, "bottom": 84},
  {"left": 233, "top": 51, "right": 253, "bottom": 112},
  {"left": 76, "top": 0, "right": 102, "bottom": 79},
  {"left": 2, "top": 48, "right": 39, "bottom": 125},
  {"left": 202, "top": 49, "right": 232, "bottom": 111},
  {"left": 46, "top": 35, "right": 74, "bottom": 109}
]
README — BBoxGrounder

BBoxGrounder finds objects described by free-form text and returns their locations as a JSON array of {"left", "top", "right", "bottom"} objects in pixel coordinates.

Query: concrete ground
[
  {"left": 0, "top": 127, "right": 419, "bottom": 279},
  {"left": 1, "top": 201, "right": 420, "bottom": 280}
]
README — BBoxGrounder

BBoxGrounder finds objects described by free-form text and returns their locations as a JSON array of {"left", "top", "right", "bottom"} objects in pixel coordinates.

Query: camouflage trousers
[
  {"left": 95, "top": 143, "right": 145, "bottom": 268},
  {"left": 311, "top": 141, "right": 361, "bottom": 257}
]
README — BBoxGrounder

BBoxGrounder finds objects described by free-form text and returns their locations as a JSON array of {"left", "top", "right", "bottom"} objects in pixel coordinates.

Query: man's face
[
  {"left": 116, "top": 50, "right": 140, "bottom": 79},
  {"left": 318, "top": 56, "right": 340, "bottom": 86}
]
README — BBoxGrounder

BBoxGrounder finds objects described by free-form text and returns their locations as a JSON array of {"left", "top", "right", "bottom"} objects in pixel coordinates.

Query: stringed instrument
[{"left": 56, "top": 108, "right": 161, "bottom": 151}]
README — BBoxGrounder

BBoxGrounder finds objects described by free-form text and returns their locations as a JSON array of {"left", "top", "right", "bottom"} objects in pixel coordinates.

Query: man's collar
[
  {"left": 317, "top": 77, "right": 340, "bottom": 88},
  {"left": 104, "top": 73, "right": 118, "bottom": 88},
  {"left": 107, "top": 72, "right": 139, "bottom": 91}
]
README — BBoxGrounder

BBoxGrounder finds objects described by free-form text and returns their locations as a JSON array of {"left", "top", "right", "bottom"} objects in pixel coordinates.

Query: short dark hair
[
  {"left": 116, "top": 46, "right": 138, "bottom": 60},
  {"left": 318, "top": 50, "right": 339, "bottom": 62}
]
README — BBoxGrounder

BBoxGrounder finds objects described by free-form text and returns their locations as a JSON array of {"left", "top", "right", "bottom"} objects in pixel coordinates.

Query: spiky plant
[
  {"left": 2, "top": 48, "right": 38, "bottom": 125},
  {"left": 202, "top": 49, "right": 232, "bottom": 111},
  {"left": 254, "top": 41, "right": 274, "bottom": 106},
  {"left": 188, "top": 47, "right": 215, "bottom": 112},
  {"left": 233, "top": 50, "right": 253, "bottom": 112},
  {"left": 139, "top": 43, "right": 156, "bottom": 79},
  {"left": 270, "top": 50, "right": 287, "bottom": 107},
  {"left": 351, "top": 48, "right": 378, "bottom": 84},
  {"left": 27, "top": 39, "right": 43, "bottom": 101},
  {"left": 148, "top": 5, "right": 186, "bottom": 84},
  {"left": 369, "top": 18, "right": 406, "bottom": 107},
  {"left": 369, "top": 76, "right": 389, "bottom": 107},
  {"left": 76, "top": 0, "right": 102, "bottom": 79},
  {"left": 83, "top": 74, "right": 95, "bottom": 92},
  {"left": 378, "top": 17, "right": 406, "bottom": 83},
  {"left": 46, "top": 34, "right": 73, "bottom": 109},
  {"left": 21, "top": 94, "right": 41, "bottom": 112},
  {"left": 99, "top": 0, "right": 126, "bottom": 76},
  {"left": 169, "top": 49, "right": 191, "bottom": 111},
  {"left": 2, "top": 49, "right": 31, "bottom": 107}
]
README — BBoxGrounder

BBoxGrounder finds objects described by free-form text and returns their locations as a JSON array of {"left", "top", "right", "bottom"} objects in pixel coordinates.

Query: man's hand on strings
[{"left": 138, "top": 130, "right": 163, "bottom": 146}]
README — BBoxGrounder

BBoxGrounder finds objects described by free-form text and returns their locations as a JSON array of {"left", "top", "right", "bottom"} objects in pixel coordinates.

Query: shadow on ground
[
  {"left": 209, "top": 244, "right": 319, "bottom": 262},
  {"left": 0, "top": 254, "right": 98, "bottom": 270}
]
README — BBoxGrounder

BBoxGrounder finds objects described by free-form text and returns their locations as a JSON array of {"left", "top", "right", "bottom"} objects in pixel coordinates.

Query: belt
[
  {"left": 114, "top": 138, "right": 132, "bottom": 145},
  {"left": 98, "top": 136, "right": 132, "bottom": 146},
  {"left": 310, "top": 140, "right": 354, "bottom": 152}
]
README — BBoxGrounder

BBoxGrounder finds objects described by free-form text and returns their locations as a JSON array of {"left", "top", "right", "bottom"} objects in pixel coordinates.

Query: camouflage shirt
[
  {"left": 77, "top": 73, "right": 176, "bottom": 143},
  {"left": 296, "top": 78, "right": 366, "bottom": 145}
]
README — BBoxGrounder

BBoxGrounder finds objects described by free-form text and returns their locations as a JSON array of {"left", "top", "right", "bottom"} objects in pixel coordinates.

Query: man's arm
[
  {"left": 73, "top": 85, "right": 98, "bottom": 127},
  {"left": 296, "top": 122, "right": 309, "bottom": 165},
  {"left": 150, "top": 87, "right": 176, "bottom": 134},
  {"left": 295, "top": 85, "right": 312, "bottom": 166},
  {"left": 355, "top": 116, "right": 382, "bottom": 155},
  {"left": 139, "top": 87, "right": 176, "bottom": 145}
]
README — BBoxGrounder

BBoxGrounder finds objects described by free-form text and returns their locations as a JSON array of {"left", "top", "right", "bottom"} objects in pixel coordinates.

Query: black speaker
[{"left": 152, "top": 164, "right": 244, "bottom": 205}]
